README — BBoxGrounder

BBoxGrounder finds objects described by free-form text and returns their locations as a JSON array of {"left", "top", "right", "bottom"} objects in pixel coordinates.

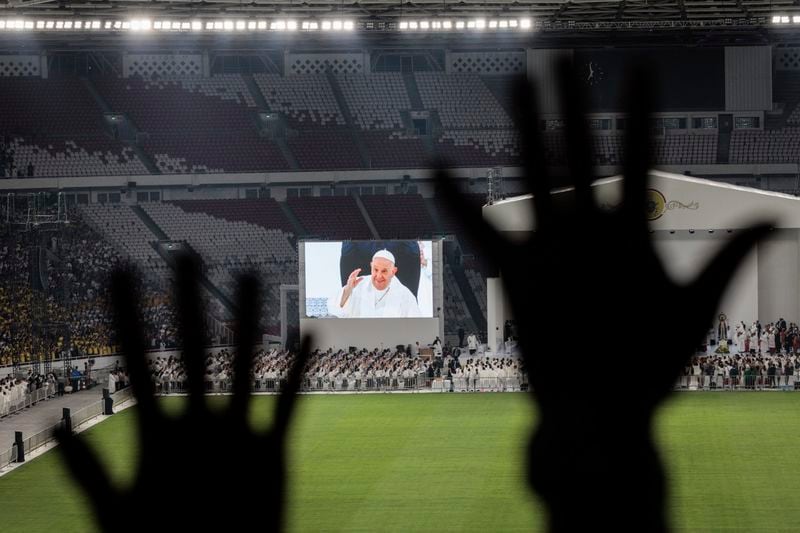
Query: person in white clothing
[{"left": 331, "top": 249, "right": 421, "bottom": 318}]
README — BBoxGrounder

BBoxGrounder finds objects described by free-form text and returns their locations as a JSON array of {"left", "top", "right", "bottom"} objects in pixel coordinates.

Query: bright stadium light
[
  {"left": 92, "top": 20, "right": 101, "bottom": 29},
  {"left": 442, "top": 20, "right": 452, "bottom": 29},
  {"left": 489, "top": 20, "right": 498, "bottom": 28},
  {"left": 191, "top": 20, "right": 201, "bottom": 30},
  {"left": 235, "top": 20, "right": 245, "bottom": 30},
  {"left": 781, "top": 15, "right": 790, "bottom": 23},
  {"left": 257, "top": 20, "right": 267, "bottom": 29},
  {"left": 271, "top": 20, "right": 285, "bottom": 30},
  {"left": 455, "top": 20, "right": 465, "bottom": 29},
  {"left": 24, "top": 21, "right": 34, "bottom": 29},
  {"left": 773, "top": 15, "right": 782, "bottom": 23},
  {"left": 122, "top": 21, "right": 130, "bottom": 29},
  {"left": 45, "top": 20, "right": 54, "bottom": 29},
  {"left": 399, "top": 21, "right": 408, "bottom": 30},
  {"left": 343, "top": 20, "right": 354, "bottom": 30},
  {"left": 499, "top": 20, "right": 508, "bottom": 28},
  {"left": 475, "top": 19, "right": 486, "bottom": 29},
  {"left": 332, "top": 20, "right": 342, "bottom": 30},
  {"left": 224, "top": 20, "right": 234, "bottom": 30},
  {"left": 509, "top": 19, "right": 518, "bottom": 28},
  {"left": 409, "top": 21, "right": 418, "bottom": 30},
  {"left": 36, "top": 20, "right": 45, "bottom": 29},
  {"left": 287, "top": 20, "right": 298, "bottom": 30},
  {"left": 520, "top": 18, "right": 532, "bottom": 29},
  {"left": 247, "top": 21, "right": 256, "bottom": 30},
  {"left": 794, "top": 16, "right": 800, "bottom": 23},
  {"left": 420, "top": 21, "right": 429, "bottom": 29},
  {"left": 321, "top": 20, "right": 332, "bottom": 30}
]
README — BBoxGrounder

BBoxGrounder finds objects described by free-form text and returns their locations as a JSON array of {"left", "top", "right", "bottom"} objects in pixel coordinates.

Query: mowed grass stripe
[{"left": 3, "top": 393, "right": 800, "bottom": 531}]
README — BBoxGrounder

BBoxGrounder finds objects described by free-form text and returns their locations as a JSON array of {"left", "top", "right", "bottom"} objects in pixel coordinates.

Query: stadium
[{"left": 2, "top": 0, "right": 800, "bottom": 530}]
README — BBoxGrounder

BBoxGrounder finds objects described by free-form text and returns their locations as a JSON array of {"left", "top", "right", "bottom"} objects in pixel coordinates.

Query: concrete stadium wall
[{"left": 299, "top": 317, "right": 441, "bottom": 351}]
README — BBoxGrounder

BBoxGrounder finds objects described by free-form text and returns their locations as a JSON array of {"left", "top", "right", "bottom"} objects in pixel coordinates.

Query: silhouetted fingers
[
  {"left": 432, "top": 166, "right": 508, "bottom": 266},
  {"left": 272, "top": 335, "right": 312, "bottom": 438},
  {"left": 231, "top": 274, "right": 261, "bottom": 421},
  {"left": 174, "top": 253, "right": 208, "bottom": 415},
  {"left": 110, "top": 268, "right": 158, "bottom": 426},
  {"left": 622, "top": 64, "right": 655, "bottom": 234},
  {"left": 512, "top": 76, "right": 552, "bottom": 233},
  {"left": 557, "top": 58, "right": 595, "bottom": 216},
  {"left": 56, "top": 427, "right": 115, "bottom": 514},
  {"left": 686, "top": 223, "right": 773, "bottom": 350}
]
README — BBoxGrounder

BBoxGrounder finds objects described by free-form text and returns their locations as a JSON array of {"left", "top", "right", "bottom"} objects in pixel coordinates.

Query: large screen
[{"left": 304, "top": 240, "right": 434, "bottom": 318}]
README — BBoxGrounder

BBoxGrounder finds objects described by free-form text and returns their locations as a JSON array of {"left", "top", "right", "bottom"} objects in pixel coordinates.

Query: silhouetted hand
[
  {"left": 437, "top": 63, "right": 771, "bottom": 532},
  {"left": 57, "top": 255, "right": 310, "bottom": 532}
]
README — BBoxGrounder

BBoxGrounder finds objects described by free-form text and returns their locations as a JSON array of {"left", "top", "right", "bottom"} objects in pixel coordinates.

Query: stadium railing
[
  {"left": 0, "top": 385, "right": 135, "bottom": 470},
  {"left": 0, "top": 384, "right": 57, "bottom": 419}
]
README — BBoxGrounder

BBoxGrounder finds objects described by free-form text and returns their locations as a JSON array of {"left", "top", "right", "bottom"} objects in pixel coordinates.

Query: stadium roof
[{"left": 0, "top": 0, "right": 792, "bottom": 27}]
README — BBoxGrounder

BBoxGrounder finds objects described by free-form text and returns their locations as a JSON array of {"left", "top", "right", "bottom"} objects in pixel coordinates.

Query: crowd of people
[
  {"left": 0, "top": 372, "right": 57, "bottom": 417},
  {"left": 682, "top": 352, "right": 800, "bottom": 389},
  {"left": 146, "top": 347, "right": 526, "bottom": 393},
  {"left": 727, "top": 318, "right": 800, "bottom": 355}
]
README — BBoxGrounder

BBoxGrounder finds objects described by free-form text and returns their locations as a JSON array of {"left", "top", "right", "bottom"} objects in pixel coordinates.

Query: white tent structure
[{"left": 481, "top": 170, "right": 800, "bottom": 353}]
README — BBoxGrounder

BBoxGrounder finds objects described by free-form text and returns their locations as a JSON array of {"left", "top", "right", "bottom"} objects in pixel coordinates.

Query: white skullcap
[{"left": 372, "top": 249, "right": 396, "bottom": 264}]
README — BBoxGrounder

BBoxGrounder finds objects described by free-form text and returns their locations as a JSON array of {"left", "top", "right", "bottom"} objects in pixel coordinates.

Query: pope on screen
[{"left": 330, "top": 249, "right": 422, "bottom": 318}]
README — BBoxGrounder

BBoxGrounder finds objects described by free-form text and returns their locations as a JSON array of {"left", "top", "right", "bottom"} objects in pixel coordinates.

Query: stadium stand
[
  {"left": 171, "top": 199, "right": 295, "bottom": 234},
  {"left": 94, "top": 75, "right": 289, "bottom": 172},
  {"left": 336, "top": 73, "right": 410, "bottom": 130},
  {"left": 360, "top": 194, "right": 436, "bottom": 239},
  {"left": 415, "top": 73, "right": 514, "bottom": 129},
  {"left": 286, "top": 196, "right": 372, "bottom": 240},
  {"left": 730, "top": 128, "right": 800, "bottom": 163},
  {"left": 254, "top": 74, "right": 345, "bottom": 127}
]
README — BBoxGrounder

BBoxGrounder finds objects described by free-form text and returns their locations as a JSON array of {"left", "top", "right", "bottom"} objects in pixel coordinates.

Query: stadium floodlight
[
  {"left": 499, "top": 20, "right": 508, "bottom": 28},
  {"left": 257, "top": 20, "right": 267, "bottom": 29},
  {"left": 24, "top": 21, "right": 33, "bottom": 29},
  {"left": 399, "top": 21, "right": 408, "bottom": 30},
  {"left": 287, "top": 20, "right": 298, "bottom": 30},
  {"left": 420, "top": 21, "right": 430, "bottom": 29},
  {"left": 781, "top": 16, "right": 790, "bottom": 23},
  {"left": 475, "top": 19, "right": 486, "bottom": 29},
  {"left": 235, "top": 20, "right": 245, "bottom": 30},
  {"left": 443, "top": 20, "right": 452, "bottom": 29},
  {"left": 332, "top": 20, "right": 342, "bottom": 30},
  {"left": 489, "top": 20, "right": 498, "bottom": 28},
  {"left": 74, "top": 21, "right": 82, "bottom": 29},
  {"left": 271, "top": 20, "right": 285, "bottom": 30},
  {"left": 92, "top": 20, "right": 101, "bottom": 29},
  {"left": 191, "top": 20, "right": 201, "bottom": 30},
  {"left": 773, "top": 15, "right": 782, "bottom": 23},
  {"left": 154, "top": 21, "right": 162, "bottom": 29},
  {"left": 36, "top": 20, "right": 45, "bottom": 29},
  {"left": 0, "top": 21, "right": 7, "bottom": 30},
  {"left": 794, "top": 16, "right": 800, "bottom": 23},
  {"left": 45, "top": 20, "right": 54, "bottom": 29},
  {"left": 520, "top": 18, "right": 532, "bottom": 29},
  {"left": 467, "top": 20, "right": 475, "bottom": 28},
  {"left": 343, "top": 20, "right": 354, "bottom": 30},
  {"left": 409, "top": 21, "right": 418, "bottom": 30},
  {"left": 455, "top": 21, "right": 465, "bottom": 29},
  {"left": 247, "top": 21, "right": 256, "bottom": 30},
  {"left": 431, "top": 21, "right": 441, "bottom": 29},
  {"left": 509, "top": 19, "right": 518, "bottom": 28},
  {"left": 321, "top": 20, "right": 332, "bottom": 30},
  {"left": 223, "top": 20, "right": 234, "bottom": 31},
  {"left": 114, "top": 20, "right": 122, "bottom": 29},
  {"left": 179, "top": 22, "right": 189, "bottom": 30},
  {"left": 121, "top": 21, "right": 130, "bottom": 29}
]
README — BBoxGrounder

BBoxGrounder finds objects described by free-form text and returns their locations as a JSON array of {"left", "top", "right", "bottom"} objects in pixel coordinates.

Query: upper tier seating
[
  {"left": 287, "top": 129, "right": 363, "bottom": 170},
  {"left": 730, "top": 128, "right": 800, "bottom": 164},
  {"left": 436, "top": 130, "right": 520, "bottom": 166},
  {"left": 254, "top": 74, "right": 345, "bottom": 128},
  {"left": 361, "top": 194, "right": 437, "bottom": 239},
  {"left": 94, "top": 75, "right": 288, "bottom": 172},
  {"left": 171, "top": 199, "right": 295, "bottom": 234},
  {"left": 286, "top": 196, "right": 372, "bottom": 240},
  {"left": 6, "top": 137, "right": 148, "bottom": 177},
  {"left": 415, "top": 73, "right": 513, "bottom": 129},
  {"left": 0, "top": 78, "right": 107, "bottom": 137},
  {"left": 362, "top": 131, "right": 429, "bottom": 168},
  {"left": 336, "top": 73, "right": 410, "bottom": 130}
]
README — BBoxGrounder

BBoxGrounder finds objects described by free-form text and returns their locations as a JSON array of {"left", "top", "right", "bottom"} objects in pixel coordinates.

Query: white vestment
[{"left": 330, "top": 276, "right": 421, "bottom": 318}]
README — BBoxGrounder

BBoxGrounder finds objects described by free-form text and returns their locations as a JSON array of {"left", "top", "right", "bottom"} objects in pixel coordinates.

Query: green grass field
[{"left": 1, "top": 392, "right": 800, "bottom": 532}]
